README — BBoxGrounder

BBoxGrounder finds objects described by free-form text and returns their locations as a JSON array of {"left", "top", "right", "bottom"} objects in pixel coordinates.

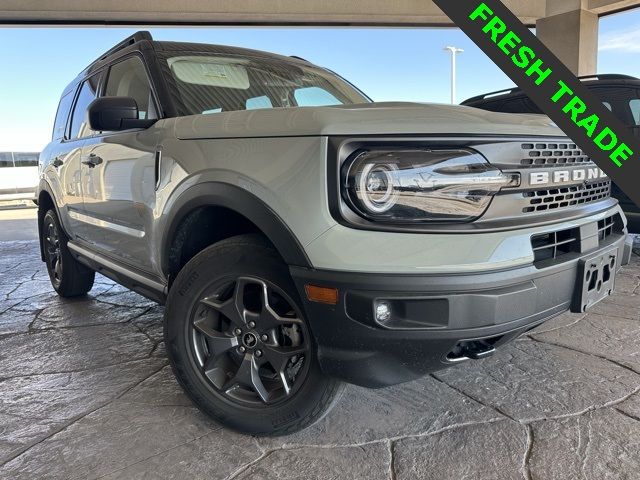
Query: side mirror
[{"left": 88, "top": 96, "right": 156, "bottom": 131}]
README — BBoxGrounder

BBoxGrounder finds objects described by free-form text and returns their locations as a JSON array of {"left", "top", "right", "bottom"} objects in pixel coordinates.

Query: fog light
[{"left": 375, "top": 301, "right": 392, "bottom": 322}]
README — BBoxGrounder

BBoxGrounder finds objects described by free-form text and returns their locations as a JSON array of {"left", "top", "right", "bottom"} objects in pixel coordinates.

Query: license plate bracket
[{"left": 572, "top": 247, "right": 617, "bottom": 313}]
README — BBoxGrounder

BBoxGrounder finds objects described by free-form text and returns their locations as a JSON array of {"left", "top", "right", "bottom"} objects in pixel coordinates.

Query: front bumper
[{"left": 291, "top": 231, "right": 629, "bottom": 388}]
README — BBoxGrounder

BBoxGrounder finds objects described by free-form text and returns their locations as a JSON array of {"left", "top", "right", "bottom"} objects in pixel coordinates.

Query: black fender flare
[
  {"left": 160, "top": 182, "right": 312, "bottom": 276},
  {"left": 35, "top": 180, "right": 65, "bottom": 262}
]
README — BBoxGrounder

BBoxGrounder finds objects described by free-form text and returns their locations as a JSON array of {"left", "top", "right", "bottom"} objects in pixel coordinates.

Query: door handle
[{"left": 81, "top": 153, "right": 103, "bottom": 168}]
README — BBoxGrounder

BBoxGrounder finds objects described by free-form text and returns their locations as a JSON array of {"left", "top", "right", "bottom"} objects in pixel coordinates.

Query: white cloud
[{"left": 600, "top": 28, "right": 640, "bottom": 52}]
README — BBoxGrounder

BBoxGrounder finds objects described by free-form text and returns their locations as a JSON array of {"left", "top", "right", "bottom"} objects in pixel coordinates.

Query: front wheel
[{"left": 164, "top": 234, "right": 343, "bottom": 436}]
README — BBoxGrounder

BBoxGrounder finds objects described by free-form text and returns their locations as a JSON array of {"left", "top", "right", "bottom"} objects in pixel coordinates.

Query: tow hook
[{"left": 447, "top": 339, "right": 497, "bottom": 362}]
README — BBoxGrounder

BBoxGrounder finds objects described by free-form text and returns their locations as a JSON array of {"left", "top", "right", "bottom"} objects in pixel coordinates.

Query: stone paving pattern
[{"left": 0, "top": 240, "right": 639, "bottom": 479}]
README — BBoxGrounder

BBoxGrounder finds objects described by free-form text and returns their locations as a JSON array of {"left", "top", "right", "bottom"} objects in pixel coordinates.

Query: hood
[{"left": 173, "top": 101, "right": 565, "bottom": 140}]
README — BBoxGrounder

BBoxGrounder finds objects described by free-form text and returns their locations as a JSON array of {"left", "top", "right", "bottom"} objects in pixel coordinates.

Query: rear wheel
[
  {"left": 164, "top": 234, "right": 343, "bottom": 436},
  {"left": 41, "top": 209, "right": 95, "bottom": 297}
]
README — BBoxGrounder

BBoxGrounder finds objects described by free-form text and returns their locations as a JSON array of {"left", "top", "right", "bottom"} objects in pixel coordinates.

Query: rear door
[
  {"left": 43, "top": 75, "right": 101, "bottom": 236},
  {"left": 79, "top": 55, "right": 160, "bottom": 271}
]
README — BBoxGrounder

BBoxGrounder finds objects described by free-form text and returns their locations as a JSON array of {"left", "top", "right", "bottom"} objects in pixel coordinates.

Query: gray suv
[{"left": 37, "top": 32, "right": 633, "bottom": 435}]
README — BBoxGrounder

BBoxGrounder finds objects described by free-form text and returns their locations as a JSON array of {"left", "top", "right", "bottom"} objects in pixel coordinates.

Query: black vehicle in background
[{"left": 462, "top": 74, "right": 640, "bottom": 233}]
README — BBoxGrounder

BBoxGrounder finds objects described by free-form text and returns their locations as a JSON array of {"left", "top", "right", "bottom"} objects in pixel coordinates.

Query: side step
[{"left": 67, "top": 241, "right": 167, "bottom": 304}]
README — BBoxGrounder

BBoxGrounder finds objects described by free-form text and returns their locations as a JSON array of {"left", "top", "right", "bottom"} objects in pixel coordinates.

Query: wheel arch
[
  {"left": 161, "top": 182, "right": 312, "bottom": 285},
  {"left": 36, "top": 181, "right": 63, "bottom": 262}
]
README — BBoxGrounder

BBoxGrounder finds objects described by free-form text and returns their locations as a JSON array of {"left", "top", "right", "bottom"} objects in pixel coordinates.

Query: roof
[{"left": 59, "top": 30, "right": 312, "bottom": 97}]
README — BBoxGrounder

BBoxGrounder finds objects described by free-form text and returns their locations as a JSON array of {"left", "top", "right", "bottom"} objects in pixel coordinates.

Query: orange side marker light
[{"left": 304, "top": 284, "right": 339, "bottom": 305}]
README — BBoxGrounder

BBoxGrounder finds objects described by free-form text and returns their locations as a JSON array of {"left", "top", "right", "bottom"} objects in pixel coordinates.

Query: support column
[{"left": 536, "top": 8, "right": 599, "bottom": 76}]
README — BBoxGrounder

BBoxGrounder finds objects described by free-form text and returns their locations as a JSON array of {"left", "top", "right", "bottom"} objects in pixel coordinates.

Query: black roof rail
[
  {"left": 86, "top": 31, "right": 153, "bottom": 70},
  {"left": 461, "top": 87, "right": 519, "bottom": 104},
  {"left": 578, "top": 73, "right": 638, "bottom": 81}
]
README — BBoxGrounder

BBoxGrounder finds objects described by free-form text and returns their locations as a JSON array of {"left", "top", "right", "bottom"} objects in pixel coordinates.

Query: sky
[{"left": 0, "top": 7, "right": 639, "bottom": 151}]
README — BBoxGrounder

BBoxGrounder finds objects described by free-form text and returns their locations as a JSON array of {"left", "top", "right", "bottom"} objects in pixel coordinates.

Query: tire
[
  {"left": 41, "top": 209, "right": 95, "bottom": 297},
  {"left": 164, "top": 234, "right": 343, "bottom": 436}
]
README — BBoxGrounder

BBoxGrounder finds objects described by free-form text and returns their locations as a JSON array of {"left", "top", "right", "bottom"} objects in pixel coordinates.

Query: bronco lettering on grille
[{"left": 530, "top": 167, "right": 608, "bottom": 186}]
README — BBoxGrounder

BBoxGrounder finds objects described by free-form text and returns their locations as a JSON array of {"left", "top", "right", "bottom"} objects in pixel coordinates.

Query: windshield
[{"left": 159, "top": 53, "right": 371, "bottom": 116}]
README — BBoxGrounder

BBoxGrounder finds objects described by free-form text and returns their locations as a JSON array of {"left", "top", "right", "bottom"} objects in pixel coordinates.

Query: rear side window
[
  {"left": 69, "top": 74, "right": 101, "bottom": 140},
  {"left": 105, "top": 56, "right": 158, "bottom": 120},
  {"left": 0, "top": 152, "right": 13, "bottom": 168},
  {"left": 52, "top": 91, "right": 75, "bottom": 141}
]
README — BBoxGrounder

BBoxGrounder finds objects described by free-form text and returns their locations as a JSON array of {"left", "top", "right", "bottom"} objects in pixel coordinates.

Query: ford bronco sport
[{"left": 37, "top": 32, "right": 634, "bottom": 435}]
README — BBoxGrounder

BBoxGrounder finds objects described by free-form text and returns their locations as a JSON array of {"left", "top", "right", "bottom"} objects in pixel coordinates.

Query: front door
[{"left": 79, "top": 55, "right": 160, "bottom": 271}]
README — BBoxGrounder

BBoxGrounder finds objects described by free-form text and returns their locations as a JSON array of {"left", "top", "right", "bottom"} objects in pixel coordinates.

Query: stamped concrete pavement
[{"left": 0, "top": 239, "right": 639, "bottom": 479}]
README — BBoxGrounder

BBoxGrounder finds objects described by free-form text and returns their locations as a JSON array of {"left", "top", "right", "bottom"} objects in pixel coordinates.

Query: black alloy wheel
[
  {"left": 43, "top": 213, "right": 63, "bottom": 288},
  {"left": 189, "top": 276, "right": 310, "bottom": 405}
]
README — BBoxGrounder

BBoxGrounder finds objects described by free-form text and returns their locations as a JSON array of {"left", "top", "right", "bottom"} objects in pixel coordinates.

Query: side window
[
  {"left": 69, "top": 74, "right": 101, "bottom": 140},
  {"left": 52, "top": 91, "right": 75, "bottom": 141},
  {"left": 0, "top": 152, "right": 13, "bottom": 168},
  {"left": 294, "top": 87, "right": 341, "bottom": 107},
  {"left": 630, "top": 99, "right": 640, "bottom": 125},
  {"left": 105, "top": 56, "right": 157, "bottom": 120},
  {"left": 603, "top": 101, "right": 613, "bottom": 112}
]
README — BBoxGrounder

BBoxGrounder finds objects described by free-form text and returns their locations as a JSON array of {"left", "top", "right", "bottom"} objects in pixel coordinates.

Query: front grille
[
  {"left": 520, "top": 143, "right": 591, "bottom": 167},
  {"left": 522, "top": 180, "right": 611, "bottom": 213},
  {"left": 531, "top": 227, "right": 580, "bottom": 262},
  {"left": 531, "top": 213, "right": 623, "bottom": 265}
]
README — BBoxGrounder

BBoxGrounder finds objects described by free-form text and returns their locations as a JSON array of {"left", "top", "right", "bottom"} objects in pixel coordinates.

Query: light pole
[{"left": 443, "top": 46, "right": 464, "bottom": 104}]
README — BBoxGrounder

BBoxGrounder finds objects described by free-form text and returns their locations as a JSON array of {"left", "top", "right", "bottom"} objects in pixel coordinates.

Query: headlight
[{"left": 342, "top": 148, "right": 518, "bottom": 223}]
